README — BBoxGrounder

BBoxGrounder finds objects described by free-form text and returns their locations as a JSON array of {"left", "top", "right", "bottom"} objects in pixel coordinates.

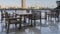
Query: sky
[{"left": 0, "top": 0, "right": 58, "bottom": 8}]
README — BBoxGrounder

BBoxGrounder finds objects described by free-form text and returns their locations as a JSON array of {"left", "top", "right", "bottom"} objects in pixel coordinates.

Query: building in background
[{"left": 55, "top": 1, "right": 60, "bottom": 9}]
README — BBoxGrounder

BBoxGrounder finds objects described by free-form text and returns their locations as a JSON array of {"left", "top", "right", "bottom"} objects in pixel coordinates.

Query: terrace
[
  {"left": 0, "top": 8, "right": 60, "bottom": 34},
  {"left": 0, "top": 0, "right": 60, "bottom": 34}
]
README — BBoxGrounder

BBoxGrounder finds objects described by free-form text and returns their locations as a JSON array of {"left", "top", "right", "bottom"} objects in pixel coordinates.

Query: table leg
[
  {"left": 34, "top": 16, "right": 36, "bottom": 26},
  {"left": 31, "top": 15, "right": 33, "bottom": 26},
  {"left": 58, "top": 14, "right": 59, "bottom": 22},
  {"left": 24, "top": 16, "right": 26, "bottom": 23},
  {"left": 28, "top": 18, "right": 30, "bottom": 25},
  {"left": 40, "top": 18, "right": 41, "bottom": 26},
  {"left": 39, "top": 12, "right": 41, "bottom": 34},
  {"left": 19, "top": 18, "right": 22, "bottom": 29}
]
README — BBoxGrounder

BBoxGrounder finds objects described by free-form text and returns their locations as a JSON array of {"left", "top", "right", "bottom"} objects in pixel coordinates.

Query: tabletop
[{"left": 16, "top": 13, "right": 32, "bottom": 16}]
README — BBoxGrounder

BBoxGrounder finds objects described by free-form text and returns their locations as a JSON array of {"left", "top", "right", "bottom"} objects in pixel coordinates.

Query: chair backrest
[
  {"left": 1, "top": 11, "right": 4, "bottom": 20},
  {"left": 5, "top": 12, "right": 9, "bottom": 18},
  {"left": 4, "top": 11, "right": 10, "bottom": 23},
  {"left": 1, "top": 10, "right": 6, "bottom": 19},
  {"left": 48, "top": 11, "right": 59, "bottom": 18},
  {"left": 31, "top": 10, "right": 41, "bottom": 20}
]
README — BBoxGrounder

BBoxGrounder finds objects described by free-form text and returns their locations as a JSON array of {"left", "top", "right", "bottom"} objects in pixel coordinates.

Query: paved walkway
[{"left": 0, "top": 21, "right": 60, "bottom": 34}]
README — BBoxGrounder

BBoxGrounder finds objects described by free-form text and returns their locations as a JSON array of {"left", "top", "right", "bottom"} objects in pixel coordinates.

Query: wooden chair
[
  {"left": 1, "top": 10, "right": 7, "bottom": 32},
  {"left": 48, "top": 11, "right": 59, "bottom": 22},
  {"left": 27, "top": 11, "right": 41, "bottom": 26},
  {"left": 27, "top": 10, "right": 47, "bottom": 27},
  {"left": 5, "top": 11, "right": 22, "bottom": 33},
  {"left": 1, "top": 10, "right": 6, "bottom": 23}
]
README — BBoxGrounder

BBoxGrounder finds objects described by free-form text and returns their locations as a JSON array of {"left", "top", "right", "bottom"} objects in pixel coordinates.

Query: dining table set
[
  {"left": 1, "top": 10, "right": 38, "bottom": 33},
  {"left": 1, "top": 9, "right": 52, "bottom": 34}
]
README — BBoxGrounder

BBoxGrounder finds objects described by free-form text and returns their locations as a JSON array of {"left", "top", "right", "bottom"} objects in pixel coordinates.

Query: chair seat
[
  {"left": 10, "top": 20, "right": 20, "bottom": 24},
  {"left": 28, "top": 15, "right": 40, "bottom": 20}
]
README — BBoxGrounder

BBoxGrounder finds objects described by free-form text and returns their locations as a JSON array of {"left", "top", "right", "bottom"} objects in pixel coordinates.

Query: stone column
[{"left": 22, "top": 0, "right": 26, "bottom": 13}]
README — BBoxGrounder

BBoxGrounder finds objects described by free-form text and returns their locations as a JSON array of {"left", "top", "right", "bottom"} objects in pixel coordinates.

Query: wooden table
[{"left": 16, "top": 13, "right": 33, "bottom": 27}]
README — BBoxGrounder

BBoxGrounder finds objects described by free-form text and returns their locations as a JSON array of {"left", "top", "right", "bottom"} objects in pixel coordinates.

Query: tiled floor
[{"left": 0, "top": 20, "right": 60, "bottom": 34}]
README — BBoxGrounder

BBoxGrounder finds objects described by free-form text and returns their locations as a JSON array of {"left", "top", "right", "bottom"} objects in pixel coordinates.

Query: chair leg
[
  {"left": 34, "top": 19, "right": 36, "bottom": 26},
  {"left": 15, "top": 24, "right": 17, "bottom": 28},
  {"left": 6, "top": 23, "right": 10, "bottom": 33},
  {"left": 19, "top": 22, "right": 21, "bottom": 29},
  {"left": 5, "top": 23, "right": 7, "bottom": 28},
  {"left": 31, "top": 19, "right": 33, "bottom": 27}
]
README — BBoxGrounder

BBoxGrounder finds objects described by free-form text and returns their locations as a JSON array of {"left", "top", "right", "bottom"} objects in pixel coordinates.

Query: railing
[{"left": 0, "top": 9, "right": 60, "bottom": 26}]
